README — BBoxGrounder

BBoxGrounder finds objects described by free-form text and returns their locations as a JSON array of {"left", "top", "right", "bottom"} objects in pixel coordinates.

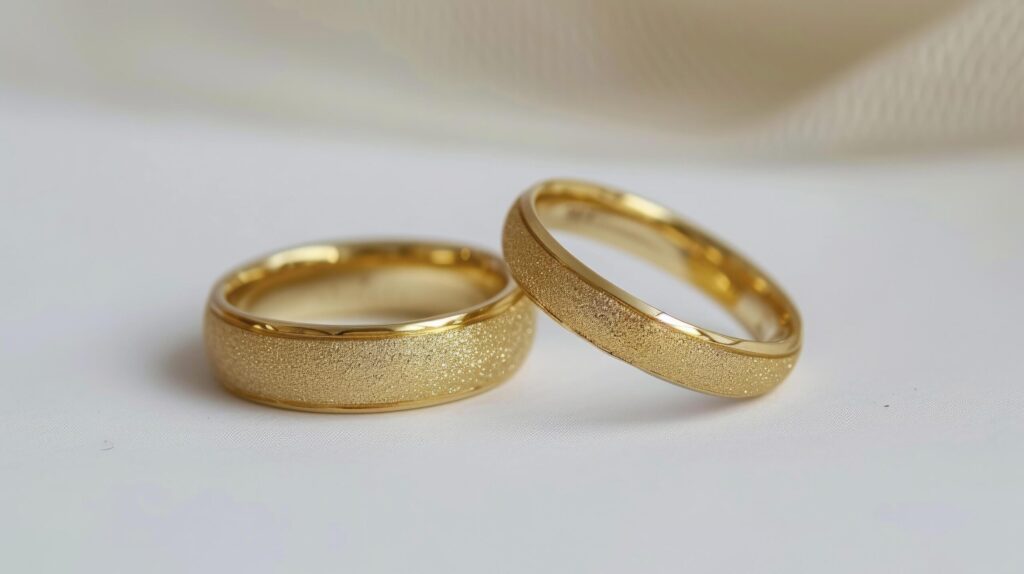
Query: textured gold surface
[
  {"left": 204, "top": 298, "right": 534, "bottom": 412},
  {"left": 502, "top": 181, "right": 801, "bottom": 397},
  {"left": 204, "top": 241, "right": 535, "bottom": 412}
]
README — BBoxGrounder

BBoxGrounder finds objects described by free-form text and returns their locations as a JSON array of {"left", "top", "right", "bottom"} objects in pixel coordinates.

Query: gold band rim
[
  {"left": 516, "top": 185, "right": 801, "bottom": 357},
  {"left": 503, "top": 179, "right": 802, "bottom": 397},
  {"left": 208, "top": 240, "right": 524, "bottom": 340}
]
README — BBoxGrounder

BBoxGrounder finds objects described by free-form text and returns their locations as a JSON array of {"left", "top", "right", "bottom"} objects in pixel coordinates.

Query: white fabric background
[
  {"left": 2, "top": 0, "right": 1023, "bottom": 155},
  {"left": 1, "top": 91, "right": 1022, "bottom": 572}
]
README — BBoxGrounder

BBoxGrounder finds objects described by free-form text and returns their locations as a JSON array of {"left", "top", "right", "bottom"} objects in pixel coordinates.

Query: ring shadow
[{"left": 576, "top": 382, "right": 756, "bottom": 426}]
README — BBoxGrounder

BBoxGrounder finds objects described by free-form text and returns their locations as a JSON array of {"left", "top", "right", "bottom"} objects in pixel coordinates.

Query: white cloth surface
[
  {"left": 1, "top": 93, "right": 1022, "bottom": 573},
  {"left": 2, "top": 0, "right": 1023, "bottom": 155}
]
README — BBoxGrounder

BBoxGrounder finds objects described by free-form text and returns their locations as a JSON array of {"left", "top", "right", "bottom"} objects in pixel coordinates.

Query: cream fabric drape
[{"left": 2, "top": 0, "right": 1021, "bottom": 155}]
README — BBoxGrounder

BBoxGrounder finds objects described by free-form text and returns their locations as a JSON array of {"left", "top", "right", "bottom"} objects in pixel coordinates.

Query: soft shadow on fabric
[{"left": 578, "top": 384, "right": 754, "bottom": 427}]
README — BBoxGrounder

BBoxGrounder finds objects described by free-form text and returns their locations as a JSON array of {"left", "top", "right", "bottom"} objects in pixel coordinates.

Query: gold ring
[
  {"left": 503, "top": 180, "right": 801, "bottom": 397},
  {"left": 204, "top": 241, "right": 535, "bottom": 412}
]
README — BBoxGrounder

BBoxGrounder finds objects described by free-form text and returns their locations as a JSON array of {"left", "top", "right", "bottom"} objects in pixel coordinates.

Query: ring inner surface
[
  {"left": 535, "top": 191, "right": 794, "bottom": 343},
  {"left": 222, "top": 245, "right": 507, "bottom": 325}
]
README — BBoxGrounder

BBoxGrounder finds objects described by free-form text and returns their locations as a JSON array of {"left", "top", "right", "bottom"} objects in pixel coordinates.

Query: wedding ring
[
  {"left": 502, "top": 180, "right": 801, "bottom": 397},
  {"left": 205, "top": 241, "right": 535, "bottom": 412}
]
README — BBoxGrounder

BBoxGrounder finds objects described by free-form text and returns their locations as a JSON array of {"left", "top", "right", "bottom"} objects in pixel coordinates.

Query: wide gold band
[
  {"left": 204, "top": 241, "right": 535, "bottom": 412},
  {"left": 502, "top": 180, "right": 801, "bottom": 397}
]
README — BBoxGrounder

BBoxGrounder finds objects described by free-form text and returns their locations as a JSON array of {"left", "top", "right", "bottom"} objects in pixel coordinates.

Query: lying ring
[
  {"left": 502, "top": 180, "right": 801, "bottom": 398},
  {"left": 204, "top": 241, "right": 535, "bottom": 412}
]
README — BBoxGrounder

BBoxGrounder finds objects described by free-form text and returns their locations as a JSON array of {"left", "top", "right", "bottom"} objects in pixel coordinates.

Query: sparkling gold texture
[
  {"left": 204, "top": 242, "right": 535, "bottom": 412},
  {"left": 502, "top": 180, "right": 801, "bottom": 398}
]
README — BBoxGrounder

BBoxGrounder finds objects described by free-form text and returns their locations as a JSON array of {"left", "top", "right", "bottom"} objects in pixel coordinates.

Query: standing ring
[{"left": 205, "top": 241, "right": 535, "bottom": 412}]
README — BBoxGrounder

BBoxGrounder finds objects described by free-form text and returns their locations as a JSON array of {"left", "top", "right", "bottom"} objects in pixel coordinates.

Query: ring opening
[
  {"left": 533, "top": 182, "right": 796, "bottom": 343},
  {"left": 220, "top": 243, "right": 509, "bottom": 325}
]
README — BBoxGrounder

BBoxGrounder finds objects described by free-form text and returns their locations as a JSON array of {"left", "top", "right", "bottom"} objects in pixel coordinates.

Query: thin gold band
[
  {"left": 502, "top": 180, "right": 801, "bottom": 397},
  {"left": 204, "top": 241, "right": 535, "bottom": 412}
]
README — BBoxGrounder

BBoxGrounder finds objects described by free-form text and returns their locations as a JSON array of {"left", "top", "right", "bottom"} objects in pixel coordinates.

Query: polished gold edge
[
  {"left": 208, "top": 240, "right": 524, "bottom": 340},
  {"left": 516, "top": 180, "right": 801, "bottom": 358}
]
